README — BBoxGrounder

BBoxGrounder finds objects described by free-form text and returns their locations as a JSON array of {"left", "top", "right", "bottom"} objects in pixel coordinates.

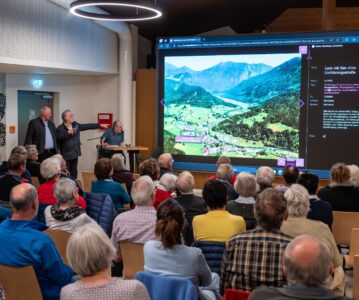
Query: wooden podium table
[{"left": 103, "top": 146, "right": 149, "bottom": 173}]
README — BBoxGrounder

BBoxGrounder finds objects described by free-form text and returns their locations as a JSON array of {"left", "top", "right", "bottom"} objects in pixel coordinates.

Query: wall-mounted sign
[{"left": 98, "top": 113, "right": 112, "bottom": 130}]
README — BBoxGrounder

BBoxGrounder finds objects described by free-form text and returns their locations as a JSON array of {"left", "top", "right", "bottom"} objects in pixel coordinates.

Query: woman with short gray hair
[
  {"left": 226, "top": 172, "right": 258, "bottom": 229},
  {"left": 111, "top": 154, "right": 134, "bottom": 193},
  {"left": 281, "top": 184, "right": 345, "bottom": 294},
  {"left": 61, "top": 223, "right": 150, "bottom": 300},
  {"left": 45, "top": 178, "right": 94, "bottom": 233}
]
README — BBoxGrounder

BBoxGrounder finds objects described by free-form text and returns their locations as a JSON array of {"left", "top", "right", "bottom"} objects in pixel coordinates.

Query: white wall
[
  {"left": 5, "top": 74, "right": 119, "bottom": 174},
  {"left": 0, "top": 0, "right": 118, "bottom": 74}
]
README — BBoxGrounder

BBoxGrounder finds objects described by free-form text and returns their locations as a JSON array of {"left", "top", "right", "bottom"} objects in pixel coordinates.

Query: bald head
[
  {"left": 176, "top": 171, "right": 195, "bottom": 194},
  {"left": 283, "top": 235, "right": 333, "bottom": 286},
  {"left": 10, "top": 183, "right": 38, "bottom": 215},
  {"left": 158, "top": 153, "right": 173, "bottom": 169}
]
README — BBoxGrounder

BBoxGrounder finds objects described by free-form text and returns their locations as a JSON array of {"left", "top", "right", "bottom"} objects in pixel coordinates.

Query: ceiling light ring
[{"left": 69, "top": 1, "right": 162, "bottom": 21}]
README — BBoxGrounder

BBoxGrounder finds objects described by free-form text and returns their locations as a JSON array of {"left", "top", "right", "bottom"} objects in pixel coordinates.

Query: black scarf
[{"left": 50, "top": 205, "right": 85, "bottom": 221}]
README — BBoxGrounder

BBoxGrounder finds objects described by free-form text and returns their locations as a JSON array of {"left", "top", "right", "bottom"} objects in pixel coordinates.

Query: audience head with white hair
[
  {"left": 158, "top": 153, "right": 174, "bottom": 170},
  {"left": 234, "top": 172, "right": 258, "bottom": 197},
  {"left": 176, "top": 171, "right": 195, "bottom": 194},
  {"left": 25, "top": 145, "right": 38, "bottom": 161},
  {"left": 54, "top": 178, "right": 78, "bottom": 207},
  {"left": 283, "top": 235, "right": 333, "bottom": 286},
  {"left": 131, "top": 176, "right": 155, "bottom": 206},
  {"left": 284, "top": 184, "right": 310, "bottom": 218},
  {"left": 10, "top": 183, "right": 39, "bottom": 220},
  {"left": 40, "top": 157, "right": 61, "bottom": 181},
  {"left": 217, "top": 164, "right": 233, "bottom": 183},
  {"left": 159, "top": 173, "right": 177, "bottom": 194},
  {"left": 347, "top": 164, "right": 359, "bottom": 187},
  {"left": 256, "top": 166, "right": 275, "bottom": 191}
]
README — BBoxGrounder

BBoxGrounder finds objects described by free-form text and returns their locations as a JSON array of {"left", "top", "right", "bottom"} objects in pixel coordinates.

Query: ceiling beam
[{"left": 322, "top": 0, "right": 336, "bottom": 30}]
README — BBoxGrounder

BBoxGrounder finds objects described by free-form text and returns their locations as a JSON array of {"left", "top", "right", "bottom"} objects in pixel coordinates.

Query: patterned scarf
[{"left": 50, "top": 205, "right": 85, "bottom": 221}]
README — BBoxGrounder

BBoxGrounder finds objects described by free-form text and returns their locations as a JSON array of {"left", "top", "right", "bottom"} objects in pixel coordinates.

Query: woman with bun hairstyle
[
  {"left": 144, "top": 199, "right": 220, "bottom": 300},
  {"left": 318, "top": 163, "right": 359, "bottom": 211}
]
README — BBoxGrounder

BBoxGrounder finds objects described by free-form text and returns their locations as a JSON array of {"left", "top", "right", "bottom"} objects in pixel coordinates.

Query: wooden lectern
[{"left": 103, "top": 146, "right": 149, "bottom": 173}]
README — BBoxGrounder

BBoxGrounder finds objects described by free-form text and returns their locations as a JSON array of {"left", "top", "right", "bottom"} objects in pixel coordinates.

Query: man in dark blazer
[
  {"left": 24, "top": 106, "right": 58, "bottom": 162},
  {"left": 56, "top": 109, "right": 106, "bottom": 179},
  {"left": 174, "top": 171, "right": 208, "bottom": 245}
]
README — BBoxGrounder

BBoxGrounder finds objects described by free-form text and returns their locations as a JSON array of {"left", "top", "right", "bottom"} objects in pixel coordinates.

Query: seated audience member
[
  {"left": 276, "top": 166, "right": 300, "bottom": 192},
  {"left": 281, "top": 184, "right": 344, "bottom": 295},
  {"left": 153, "top": 173, "right": 177, "bottom": 208},
  {"left": 216, "top": 164, "right": 239, "bottom": 200},
  {"left": 0, "top": 145, "right": 32, "bottom": 182},
  {"left": 45, "top": 178, "right": 95, "bottom": 233},
  {"left": 297, "top": 173, "right": 333, "bottom": 228},
  {"left": 111, "top": 176, "right": 157, "bottom": 255},
  {"left": 220, "top": 188, "right": 292, "bottom": 293},
  {"left": 348, "top": 164, "right": 359, "bottom": 188},
  {"left": 249, "top": 235, "right": 350, "bottom": 300},
  {"left": 144, "top": 199, "right": 220, "bottom": 300},
  {"left": 209, "top": 156, "right": 236, "bottom": 185},
  {"left": 0, "top": 184, "right": 73, "bottom": 300},
  {"left": 111, "top": 154, "right": 134, "bottom": 193},
  {"left": 0, "top": 153, "right": 28, "bottom": 202},
  {"left": 91, "top": 158, "right": 130, "bottom": 210},
  {"left": 193, "top": 180, "right": 245, "bottom": 243},
  {"left": 38, "top": 157, "right": 86, "bottom": 208},
  {"left": 318, "top": 162, "right": 359, "bottom": 211},
  {"left": 25, "top": 144, "right": 45, "bottom": 183},
  {"left": 139, "top": 158, "right": 172, "bottom": 209},
  {"left": 53, "top": 154, "right": 84, "bottom": 196},
  {"left": 158, "top": 153, "right": 175, "bottom": 178},
  {"left": 174, "top": 171, "right": 207, "bottom": 245},
  {"left": 226, "top": 172, "right": 257, "bottom": 229},
  {"left": 61, "top": 223, "right": 149, "bottom": 300},
  {"left": 256, "top": 166, "right": 275, "bottom": 193}
]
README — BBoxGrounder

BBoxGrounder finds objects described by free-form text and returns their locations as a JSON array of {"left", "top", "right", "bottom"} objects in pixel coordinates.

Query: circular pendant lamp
[{"left": 70, "top": 0, "right": 162, "bottom": 21}]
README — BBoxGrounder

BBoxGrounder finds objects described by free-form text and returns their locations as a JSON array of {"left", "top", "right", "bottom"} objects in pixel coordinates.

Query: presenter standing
[
  {"left": 24, "top": 106, "right": 58, "bottom": 162},
  {"left": 56, "top": 109, "right": 106, "bottom": 178},
  {"left": 99, "top": 120, "right": 125, "bottom": 159}
]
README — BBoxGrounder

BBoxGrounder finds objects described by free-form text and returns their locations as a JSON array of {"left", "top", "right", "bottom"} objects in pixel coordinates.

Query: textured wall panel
[{"left": 0, "top": 0, "right": 118, "bottom": 73}]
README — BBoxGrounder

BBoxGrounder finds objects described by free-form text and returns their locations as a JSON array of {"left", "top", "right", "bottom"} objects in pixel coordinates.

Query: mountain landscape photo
[{"left": 163, "top": 53, "right": 302, "bottom": 159}]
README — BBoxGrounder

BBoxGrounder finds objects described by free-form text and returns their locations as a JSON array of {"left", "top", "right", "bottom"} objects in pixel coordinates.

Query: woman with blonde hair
[{"left": 61, "top": 223, "right": 149, "bottom": 300}]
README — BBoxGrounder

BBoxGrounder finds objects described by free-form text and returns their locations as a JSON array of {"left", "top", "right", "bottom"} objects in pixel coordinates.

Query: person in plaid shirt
[{"left": 220, "top": 188, "right": 292, "bottom": 294}]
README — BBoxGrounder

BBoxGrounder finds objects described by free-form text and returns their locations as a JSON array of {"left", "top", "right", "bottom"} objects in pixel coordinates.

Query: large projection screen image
[{"left": 164, "top": 53, "right": 301, "bottom": 159}]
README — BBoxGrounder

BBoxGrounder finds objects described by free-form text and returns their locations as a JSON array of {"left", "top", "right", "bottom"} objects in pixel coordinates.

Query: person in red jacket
[
  {"left": 209, "top": 156, "right": 237, "bottom": 185},
  {"left": 38, "top": 157, "right": 86, "bottom": 208},
  {"left": 139, "top": 158, "right": 174, "bottom": 209}
]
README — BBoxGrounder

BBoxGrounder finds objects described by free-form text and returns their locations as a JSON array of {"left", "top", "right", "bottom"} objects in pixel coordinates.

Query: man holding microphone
[{"left": 56, "top": 109, "right": 107, "bottom": 178}]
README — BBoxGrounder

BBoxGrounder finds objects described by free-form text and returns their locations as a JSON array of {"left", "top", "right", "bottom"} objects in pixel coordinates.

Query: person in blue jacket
[{"left": 0, "top": 183, "right": 73, "bottom": 300}]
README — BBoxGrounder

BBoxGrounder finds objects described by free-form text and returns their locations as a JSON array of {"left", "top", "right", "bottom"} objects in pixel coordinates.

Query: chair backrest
[
  {"left": 332, "top": 211, "right": 359, "bottom": 246},
  {"left": 0, "top": 265, "right": 43, "bottom": 300},
  {"left": 347, "top": 228, "right": 359, "bottom": 267},
  {"left": 31, "top": 177, "right": 40, "bottom": 189},
  {"left": 120, "top": 241, "right": 144, "bottom": 279},
  {"left": 353, "top": 255, "right": 359, "bottom": 300},
  {"left": 135, "top": 271, "right": 198, "bottom": 300},
  {"left": 191, "top": 240, "right": 226, "bottom": 274},
  {"left": 223, "top": 289, "right": 251, "bottom": 300},
  {"left": 81, "top": 171, "right": 96, "bottom": 192},
  {"left": 85, "top": 192, "right": 115, "bottom": 235},
  {"left": 44, "top": 229, "right": 71, "bottom": 265}
]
